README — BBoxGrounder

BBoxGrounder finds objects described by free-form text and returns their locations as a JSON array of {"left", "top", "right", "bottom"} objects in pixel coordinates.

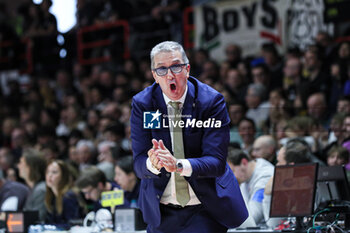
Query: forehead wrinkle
[{"left": 155, "top": 59, "right": 182, "bottom": 67}]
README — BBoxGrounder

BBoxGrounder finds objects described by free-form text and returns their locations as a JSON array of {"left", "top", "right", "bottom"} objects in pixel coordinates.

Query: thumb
[
  {"left": 152, "top": 139, "right": 159, "bottom": 149},
  {"left": 159, "top": 140, "right": 166, "bottom": 150}
]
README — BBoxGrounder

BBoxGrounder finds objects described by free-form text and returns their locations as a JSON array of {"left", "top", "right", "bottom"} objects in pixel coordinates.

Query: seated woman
[
  {"left": 45, "top": 160, "right": 82, "bottom": 225},
  {"left": 114, "top": 156, "right": 140, "bottom": 208},
  {"left": 18, "top": 149, "right": 47, "bottom": 221}
]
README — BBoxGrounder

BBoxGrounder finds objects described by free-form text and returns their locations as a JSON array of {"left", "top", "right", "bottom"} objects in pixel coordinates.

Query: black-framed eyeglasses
[{"left": 153, "top": 63, "right": 187, "bottom": 76}]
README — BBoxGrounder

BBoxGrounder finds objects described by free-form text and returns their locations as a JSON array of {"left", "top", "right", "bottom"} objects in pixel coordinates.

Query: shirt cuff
[
  {"left": 146, "top": 157, "right": 161, "bottom": 175},
  {"left": 179, "top": 159, "right": 192, "bottom": 177}
]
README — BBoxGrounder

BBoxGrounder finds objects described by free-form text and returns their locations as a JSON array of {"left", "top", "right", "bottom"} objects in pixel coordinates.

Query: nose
[{"left": 166, "top": 70, "right": 175, "bottom": 79}]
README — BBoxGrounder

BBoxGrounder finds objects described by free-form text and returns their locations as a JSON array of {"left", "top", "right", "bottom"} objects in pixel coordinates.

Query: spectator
[
  {"left": 283, "top": 56, "right": 303, "bottom": 102},
  {"left": 280, "top": 116, "right": 316, "bottom": 151},
  {"left": 0, "top": 170, "right": 29, "bottom": 211},
  {"left": 200, "top": 60, "right": 220, "bottom": 83},
  {"left": 251, "top": 64, "right": 271, "bottom": 90},
  {"left": 18, "top": 149, "right": 47, "bottom": 221},
  {"left": 96, "top": 140, "right": 116, "bottom": 180},
  {"left": 341, "top": 114, "right": 350, "bottom": 152},
  {"left": 227, "top": 148, "right": 274, "bottom": 226},
  {"left": 114, "top": 156, "right": 140, "bottom": 208},
  {"left": 245, "top": 83, "right": 270, "bottom": 129},
  {"left": 55, "top": 69, "right": 77, "bottom": 105},
  {"left": 56, "top": 105, "right": 86, "bottom": 137},
  {"left": 261, "top": 43, "right": 283, "bottom": 90},
  {"left": 75, "top": 166, "right": 130, "bottom": 211},
  {"left": 228, "top": 101, "right": 246, "bottom": 144},
  {"left": 225, "top": 68, "right": 247, "bottom": 103},
  {"left": 329, "top": 62, "right": 344, "bottom": 114},
  {"left": 337, "top": 96, "right": 350, "bottom": 114},
  {"left": 306, "top": 92, "right": 330, "bottom": 128},
  {"left": 224, "top": 44, "right": 242, "bottom": 68},
  {"left": 262, "top": 88, "right": 292, "bottom": 135},
  {"left": 238, "top": 117, "right": 256, "bottom": 155},
  {"left": 300, "top": 46, "right": 330, "bottom": 105},
  {"left": 322, "top": 113, "right": 346, "bottom": 162},
  {"left": 251, "top": 135, "right": 277, "bottom": 164},
  {"left": 100, "top": 102, "right": 121, "bottom": 122},
  {"left": 191, "top": 49, "right": 209, "bottom": 77},
  {"left": 11, "top": 127, "right": 28, "bottom": 163},
  {"left": 76, "top": 139, "right": 96, "bottom": 170},
  {"left": 0, "top": 118, "right": 17, "bottom": 148},
  {"left": 0, "top": 147, "right": 15, "bottom": 179},
  {"left": 97, "top": 69, "right": 114, "bottom": 100},
  {"left": 45, "top": 160, "right": 82, "bottom": 225},
  {"left": 41, "top": 141, "right": 60, "bottom": 161},
  {"left": 327, "top": 145, "right": 349, "bottom": 166},
  {"left": 103, "top": 122, "right": 126, "bottom": 146},
  {"left": 263, "top": 139, "right": 312, "bottom": 227},
  {"left": 315, "top": 31, "right": 336, "bottom": 65}
]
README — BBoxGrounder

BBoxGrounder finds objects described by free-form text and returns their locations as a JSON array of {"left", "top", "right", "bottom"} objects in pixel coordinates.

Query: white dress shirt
[{"left": 146, "top": 85, "right": 201, "bottom": 206}]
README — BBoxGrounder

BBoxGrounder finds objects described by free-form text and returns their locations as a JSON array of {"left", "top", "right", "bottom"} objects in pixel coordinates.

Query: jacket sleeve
[
  {"left": 26, "top": 183, "right": 47, "bottom": 221},
  {"left": 188, "top": 93, "right": 230, "bottom": 179},
  {"left": 131, "top": 97, "right": 161, "bottom": 179}
]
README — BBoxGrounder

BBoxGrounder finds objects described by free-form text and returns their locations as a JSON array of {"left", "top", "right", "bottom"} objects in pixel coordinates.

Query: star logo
[
  {"left": 151, "top": 110, "right": 161, "bottom": 122},
  {"left": 143, "top": 110, "right": 162, "bottom": 129}
]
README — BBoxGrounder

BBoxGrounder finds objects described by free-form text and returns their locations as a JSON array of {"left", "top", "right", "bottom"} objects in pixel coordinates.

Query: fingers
[
  {"left": 154, "top": 149, "right": 168, "bottom": 155},
  {"left": 159, "top": 140, "right": 166, "bottom": 150},
  {"left": 150, "top": 152, "right": 162, "bottom": 170},
  {"left": 152, "top": 139, "right": 159, "bottom": 149},
  {"left": 156, "top": 153, "right": 176, "bottom": 163},
  {"left": 158, "top": 157, "right": 176, "bottom": 173},
  {"left": 147, "top": 148, "right": 155, "bottom": 157}
]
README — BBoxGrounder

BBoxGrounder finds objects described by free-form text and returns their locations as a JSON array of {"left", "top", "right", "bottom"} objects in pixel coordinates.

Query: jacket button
[
  {"left": 145, "top": 175, "right": 151, "bottom": 179},
  {"left": 166, "top": 173, "right": 170, "bottom": 177},
  {"left": 156, "top": 195, "right": 160, "bottom": 199}
]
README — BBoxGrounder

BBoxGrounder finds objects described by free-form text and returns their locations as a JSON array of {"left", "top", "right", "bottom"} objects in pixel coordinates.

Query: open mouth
[{"left": 170, "top": 83, "right": 176, "bottom": 91}]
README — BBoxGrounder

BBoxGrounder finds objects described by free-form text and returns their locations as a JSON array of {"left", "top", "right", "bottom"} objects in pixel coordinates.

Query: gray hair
[
  {"left": 248, "top": 83, "right": 267, "bottom": 100},
  {"left": 76, "top": 139, "right": 95, "bottom": 152},
  {"left": 150, "top": 41, "right": 189, "bottom": 69},
  {"left": 97, "top": 140, "right": 116, "bottom": 152}
]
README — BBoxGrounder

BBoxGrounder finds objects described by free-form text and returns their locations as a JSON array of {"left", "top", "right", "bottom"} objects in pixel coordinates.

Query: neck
[
  {"left": 247, "top": 160, "right": 257, "bottom": 178},
  {"left": 104, "top": 182, "right": 111, "bottom": 191},
  {"left": 126, "top": 176, "right": 137, "bottom": 192},
  {"left": 51, "top": 187, "right": 59, "bottom": 196},
  {"left": 27, "top": 180, "right": 35, "bottom": 189}
]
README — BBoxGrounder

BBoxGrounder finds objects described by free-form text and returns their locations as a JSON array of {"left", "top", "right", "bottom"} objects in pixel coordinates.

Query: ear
[
  {"left": 97, "top": 182, "right": 104, "bottom": 190},
  {"left": 241, "top": 158, "right": 249, "bottom": 166},
  {"left": 186, "top": 64, "right": 190, "bottom": 77}
]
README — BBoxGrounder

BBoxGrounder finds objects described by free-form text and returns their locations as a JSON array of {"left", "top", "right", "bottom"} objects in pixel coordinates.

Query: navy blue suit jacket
[{"left": 131, "top": 77, "right": 248, "bottom": 228}]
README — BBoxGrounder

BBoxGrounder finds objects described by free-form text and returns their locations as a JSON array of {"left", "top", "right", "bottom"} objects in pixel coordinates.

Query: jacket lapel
[
  {"left": 182, "top": 80, "right": 196, "bottom": 134},
  {"left": 151, "top": 84, "right": 172, "bottom": 152}
]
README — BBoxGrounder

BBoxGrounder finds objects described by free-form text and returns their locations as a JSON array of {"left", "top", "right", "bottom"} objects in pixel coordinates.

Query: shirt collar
[{"left": 162, "top": 85, "right": 188, "bottom": 107}]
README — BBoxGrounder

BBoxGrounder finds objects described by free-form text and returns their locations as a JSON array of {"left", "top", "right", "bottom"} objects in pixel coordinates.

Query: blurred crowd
[{"left": 0, "top": 0, "right": 350, "bottom": 228}]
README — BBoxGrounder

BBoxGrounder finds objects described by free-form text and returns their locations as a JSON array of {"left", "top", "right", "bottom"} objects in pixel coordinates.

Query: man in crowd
[
  {"left": 251, "top": 135, "right": 277, "bottom": 164},
  {"left": 75, "top": 166, "right": 129, "bottom": 211},
  {"left": 227, "top": 148, "right": 274, "bottom": 226}
]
